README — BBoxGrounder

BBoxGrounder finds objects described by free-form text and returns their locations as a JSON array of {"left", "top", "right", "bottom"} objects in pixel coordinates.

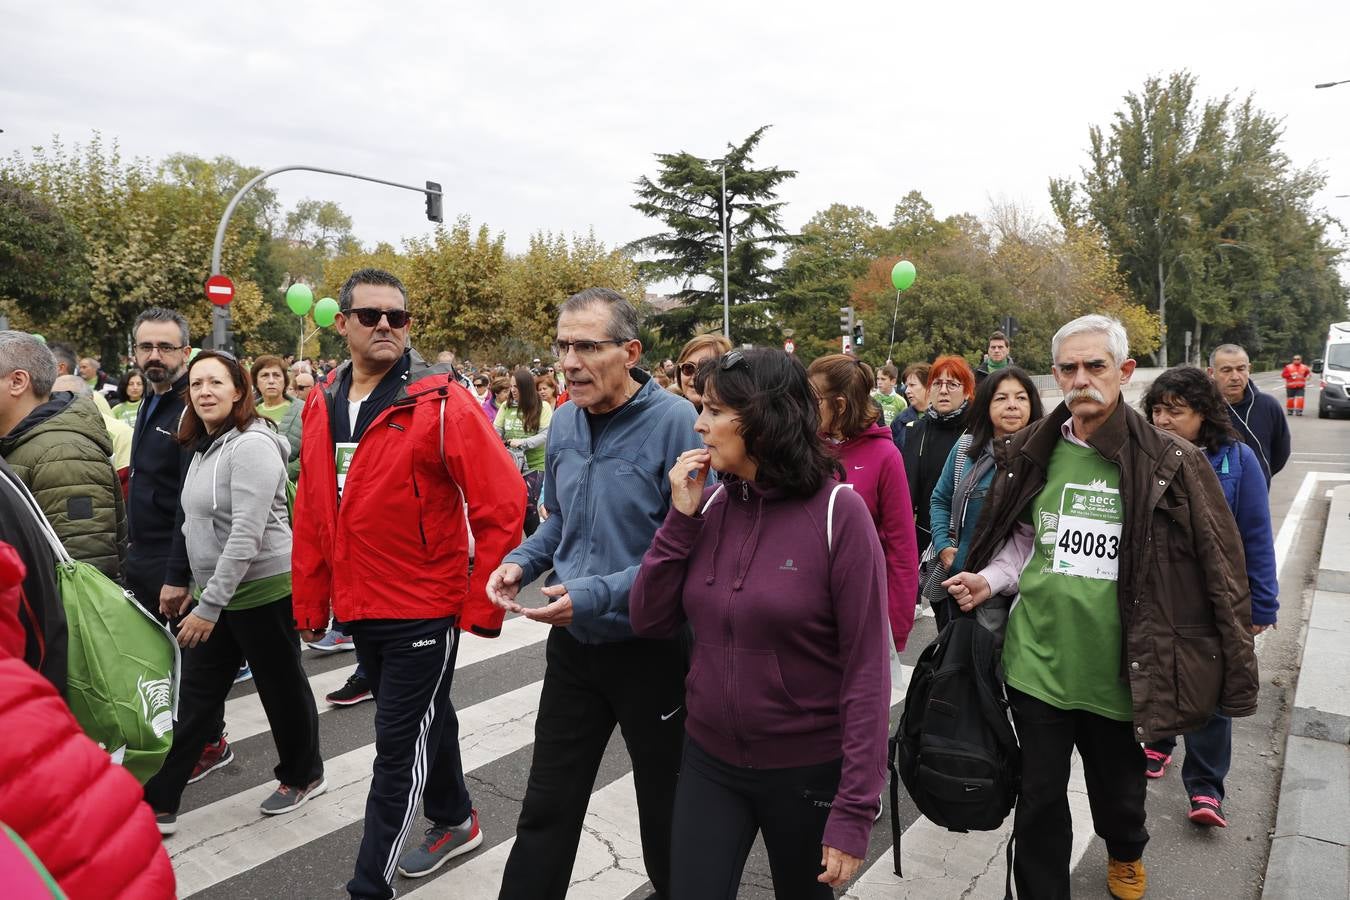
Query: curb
[{"left": 1262, "top": 484, "right": 1350, "bottom": 899}]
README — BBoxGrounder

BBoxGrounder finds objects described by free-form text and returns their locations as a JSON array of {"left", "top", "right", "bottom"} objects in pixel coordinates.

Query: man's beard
[{"left": 143, "top": 363, "right": 176, "bottom": 384}]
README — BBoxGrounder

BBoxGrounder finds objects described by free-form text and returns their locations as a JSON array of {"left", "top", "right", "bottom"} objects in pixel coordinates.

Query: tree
[
  {"left": 1052, "top": 71, "right": 1346, "bottom": 365},
  {"left": 629, "top": 126, "right": 797, "bottom": 344},
  {"left": 0, "top": 179, "right": 89, "bottom": 324}
]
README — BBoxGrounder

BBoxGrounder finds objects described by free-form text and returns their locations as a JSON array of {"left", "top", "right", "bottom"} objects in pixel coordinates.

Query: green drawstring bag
[{"left": 2, "top": 474, "right": 180, "bottom": 784}]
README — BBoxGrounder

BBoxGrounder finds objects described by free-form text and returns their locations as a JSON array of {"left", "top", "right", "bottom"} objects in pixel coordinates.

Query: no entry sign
[{"left": 205, "top": 274, "right": 235, "bottom": 306}]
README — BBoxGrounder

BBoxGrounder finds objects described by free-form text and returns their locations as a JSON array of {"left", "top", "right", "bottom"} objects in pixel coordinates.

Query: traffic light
[
  {"left": 839, "top": 306, "right": 854, "bottom": 336},
  {"left": 853, "top": 322, "right": 865, "bottom": 347},
  {"left": 425, "top": 181, "right": 443, "bottom": 224}
]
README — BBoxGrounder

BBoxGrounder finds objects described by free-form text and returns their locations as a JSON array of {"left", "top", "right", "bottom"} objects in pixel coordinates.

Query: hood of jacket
[{"left": 1, "top": 393, "right": 112, "bottom": 459}]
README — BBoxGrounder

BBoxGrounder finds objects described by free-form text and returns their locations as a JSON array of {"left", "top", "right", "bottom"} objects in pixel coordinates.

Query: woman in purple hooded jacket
[
  {"left": 809, "top": 354, "right": 920, "bottom": 652},
  {"left": 631, "top": 348, "right": 890, "bottom": 899}
]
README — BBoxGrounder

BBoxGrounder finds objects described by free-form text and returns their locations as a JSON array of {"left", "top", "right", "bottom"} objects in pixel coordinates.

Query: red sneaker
[
  {"left": 1143, "top": 747, "right": 1170, "bottom": 779},
  {"left": 188, "top": 737, "right": 234, "bottom": 784}
]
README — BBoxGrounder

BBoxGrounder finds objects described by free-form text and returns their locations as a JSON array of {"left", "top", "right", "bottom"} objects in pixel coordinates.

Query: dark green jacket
[
  {"left": 278, "top": 397, "right": 303, "bottom": 481},
  {"left": 0, "top": 393, "right": 126, "bottom": 580}
]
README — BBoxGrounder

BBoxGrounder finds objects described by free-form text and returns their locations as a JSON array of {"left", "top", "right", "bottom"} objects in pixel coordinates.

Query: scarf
[{"left": 924, "top": 398, "right": 969, "bottom": 424}]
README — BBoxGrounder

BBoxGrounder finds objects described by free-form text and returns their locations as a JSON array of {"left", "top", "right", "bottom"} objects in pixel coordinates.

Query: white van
[{"left": 1312, "top": 321, "right": 1350, "bottom": 419}]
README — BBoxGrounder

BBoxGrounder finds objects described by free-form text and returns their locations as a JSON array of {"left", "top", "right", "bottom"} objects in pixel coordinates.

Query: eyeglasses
[
  {"left": 930, "top": 379, "right": 963, "bottom": 393},
  {"left": 552, "top": 339, "right": 626, "bottom": 357},
  {"left": 348, "top": 307, "right": 412, "bottom": 328},
  {"left": 135, "top": 342, "right": 186, "bottom": 355}
]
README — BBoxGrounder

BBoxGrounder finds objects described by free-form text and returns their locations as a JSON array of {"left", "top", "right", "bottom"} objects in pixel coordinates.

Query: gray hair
[
  {"left": 52, "top": 374, "right": 90, "bottom": 396},
  {"left": 133, "top": 307, "right": 190, "bottom": 348},
  {"left": 47, "top": 341, "right": 78, "bottom": 375},
  {"left": 0, "top": 331, "right": 58, "bottom": 398},
  {"left": 558, "top": 287, "right": 639, "bottom": 343},
  {"left": 1051, "top": 315, "right": 1129, "bottom": 366},
  {"left": 1208, "top": 343, "right": 1248, "bottom": 368},
  {"left": 339, "top": 268, "right": 407, "bottom": 313}
]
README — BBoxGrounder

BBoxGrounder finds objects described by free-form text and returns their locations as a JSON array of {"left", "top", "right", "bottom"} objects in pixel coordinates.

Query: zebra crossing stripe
[
  {"left": 171, "top": 680, "right": 545, "bottom": 896},
  {"left": 399, "top": 772, "right": 647, "bottom": 900},
  {"left": 223, "top": 616, "right": 549, "bottom": 743},
  {"left": 842, "top": 754, "right": 1095, "bottom": 899}
]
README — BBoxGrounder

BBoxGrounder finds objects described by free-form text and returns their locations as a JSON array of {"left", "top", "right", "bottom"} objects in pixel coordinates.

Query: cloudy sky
[{"left": 5, "top": 1, "right": 1349, "bottom": 279}]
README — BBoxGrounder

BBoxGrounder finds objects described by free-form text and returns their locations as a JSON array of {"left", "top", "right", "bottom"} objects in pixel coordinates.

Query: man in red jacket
[
  {"left": 291, "top": 268, "right": 524, "bottom": 900},
  {"left": 1280, "top": 353, "right": 1311, "bottom": 416}
]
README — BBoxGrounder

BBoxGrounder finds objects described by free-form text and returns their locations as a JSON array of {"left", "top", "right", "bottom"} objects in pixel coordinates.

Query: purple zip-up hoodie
[{"left": 630, "top": 475, "right": 890, "bottom": 859}]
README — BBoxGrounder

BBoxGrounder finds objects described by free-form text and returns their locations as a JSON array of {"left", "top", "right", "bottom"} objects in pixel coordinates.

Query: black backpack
[{"left": 887, "top": 610, "right": 1020, "bottom": 877}]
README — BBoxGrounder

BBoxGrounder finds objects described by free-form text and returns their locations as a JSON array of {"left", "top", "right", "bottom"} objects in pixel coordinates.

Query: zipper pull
[{"left": 740, "top": 482, "right": 750, "bottom": 501}]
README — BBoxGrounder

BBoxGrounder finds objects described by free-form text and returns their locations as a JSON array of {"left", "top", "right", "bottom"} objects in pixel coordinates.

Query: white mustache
[{"left": 1066, "top": 388, "right": 1107, "bottom": 405}]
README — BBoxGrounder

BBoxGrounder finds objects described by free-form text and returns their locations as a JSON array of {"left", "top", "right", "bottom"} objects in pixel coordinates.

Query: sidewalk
[{"left": 1261, "top": 484, "right": 1350, "bottom": 898}]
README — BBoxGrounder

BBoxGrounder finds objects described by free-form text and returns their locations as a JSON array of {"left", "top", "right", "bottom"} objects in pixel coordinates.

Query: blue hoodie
[
  {"left": 1225, "top": 380, "right": 1290, "bottom": 485},
  {"left": 504, "top": 372, "right": 701, "bottom": 643},
  {"left": 1208, "top": 440, "right": 1278, "bottom": 626}
]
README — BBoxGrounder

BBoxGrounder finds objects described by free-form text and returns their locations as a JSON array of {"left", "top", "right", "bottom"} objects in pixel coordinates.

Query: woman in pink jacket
[{"left": 809, "top": 355, "right": 920, "bottom": 651}]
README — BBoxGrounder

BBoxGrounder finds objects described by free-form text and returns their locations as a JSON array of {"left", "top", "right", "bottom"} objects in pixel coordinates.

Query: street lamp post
[
  {"left": 208, "top": 165, "right": 443, "bottom": 351},
  {"left": 710, "top": 158, "right": 730, "bottom": 342}
]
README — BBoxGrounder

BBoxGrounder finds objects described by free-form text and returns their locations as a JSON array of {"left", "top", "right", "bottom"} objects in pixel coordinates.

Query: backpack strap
[
  {"left": 827, "top": 483, "right": 853, "bottom": 553},
  {"left": 0, "top": 468, "right": 73, "bottom": 566}
]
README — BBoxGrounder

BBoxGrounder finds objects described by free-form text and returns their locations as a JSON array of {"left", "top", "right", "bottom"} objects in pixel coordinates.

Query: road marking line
[
  {"left": 224, "top": 616, "right": 548, "bottom": 743},
  {"left": 1274, "top": 471, "right": 1350, "bottom": 578},
  {"left": 172, "top": 680, "right": 545, "bottom": 896}
]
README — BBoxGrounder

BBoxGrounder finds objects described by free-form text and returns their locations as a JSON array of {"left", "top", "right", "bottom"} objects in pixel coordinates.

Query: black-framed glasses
[
  {"left": 349, "top": 307, "right": 412, "bottom": 328},
  {"left": 552, "top": 339, "right": 626, "bottom": 357},
  {"left": 135, "top": 342, "right": 186, "bottom": 355},
  {"left": 719, "top": 350, "right": 747, "bottom": 371}
]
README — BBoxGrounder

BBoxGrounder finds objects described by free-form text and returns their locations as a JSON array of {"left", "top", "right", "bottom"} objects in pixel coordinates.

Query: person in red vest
[{"left": 1280, "top": 354, "right": 1312, "bottom": 416}]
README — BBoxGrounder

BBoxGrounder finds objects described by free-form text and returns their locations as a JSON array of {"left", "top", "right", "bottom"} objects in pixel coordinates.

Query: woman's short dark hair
[
  {"left": 512, "top": 367, "right": 542, "bottom": 433},
  {"left": 116, "top": 367, "right": 145, "bottom": 404},
  {"left": 693, "top": 348, "right": 840, "bottom": 497},
  {"left": 1142, "top": 365, "right": 1240, "bottom": 454},
  {"left": 178, "top": 351, "right": 261, "bottom": 447},
  {"left": 807, "top": 353, "right": 879, "bottom": 438},
  {"left": 965, "top": 366, "right": 1044, "bottom": 458},
  {"left": 250, "top": 354, "right": 288, "bottom": 395}
]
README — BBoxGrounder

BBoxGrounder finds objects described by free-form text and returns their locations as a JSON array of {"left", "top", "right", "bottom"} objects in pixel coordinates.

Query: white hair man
[{"left": 944, "top": 315, "right": 1259, "bottom": 899}]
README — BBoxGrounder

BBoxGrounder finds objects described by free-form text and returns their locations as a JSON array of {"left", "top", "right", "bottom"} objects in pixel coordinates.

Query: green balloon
[
  {"left": 313, "top": 296, "right": 340, "bottom": 328},
  {"left": 286, "top": 283, "right": 315, "bottom": 316},
  {"left": 32, "top": 333, "right": 46, "bottom": 343},
  {"left": 891, "top": 260, "right": 917, "bottom": 292}
]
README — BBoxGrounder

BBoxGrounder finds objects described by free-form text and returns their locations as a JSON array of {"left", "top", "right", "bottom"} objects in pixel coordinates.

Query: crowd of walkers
[{"left": 0, "top": 271, "right": 1296, "bottom": 899}]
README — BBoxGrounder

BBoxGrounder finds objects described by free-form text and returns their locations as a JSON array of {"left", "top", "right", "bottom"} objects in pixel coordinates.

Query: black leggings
[{"left": 669, "top": 738, "right": 841, "bottom": 900}]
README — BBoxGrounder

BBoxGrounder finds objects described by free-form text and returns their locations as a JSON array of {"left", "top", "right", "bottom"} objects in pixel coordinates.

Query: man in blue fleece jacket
[
  {"left": 487, "top": 288, "right": 700, "bottom": 900},
  {"left": 1209, "top": 344, "right": 1289, "bottom": 485}
]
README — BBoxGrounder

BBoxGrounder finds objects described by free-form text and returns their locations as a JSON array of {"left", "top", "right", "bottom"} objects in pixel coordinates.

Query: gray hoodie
[{"left": 180, "top": 420, "right": 292, "bottom": 622}]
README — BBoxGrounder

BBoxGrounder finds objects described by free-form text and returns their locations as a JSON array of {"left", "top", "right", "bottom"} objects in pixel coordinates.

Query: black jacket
[
  {"left": 127, "top": 373, "right": 191, "bottom": 586},
  {"left": 0, "top": 456, "right": 67, "bottom": 696},
  {"left": 901, "top": 407, "right": 968, "bottom": 552},
  {"left": 1225, "top": 381, "right": 1290, "bottom": 485}
]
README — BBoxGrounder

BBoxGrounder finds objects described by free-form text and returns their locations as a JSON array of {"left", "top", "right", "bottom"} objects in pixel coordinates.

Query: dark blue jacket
[
  {"left": 1208, "top": 440, "right": 1278, "bottom": 625},
  {"left": 889, "top": 405, "right": 920, "bottom": 451},
  {"left": 127, "top": 372, "right": 191, "bottom": 586},
  {"left": 1225, "top": 381, "right": 1290, "bottom": 485}
]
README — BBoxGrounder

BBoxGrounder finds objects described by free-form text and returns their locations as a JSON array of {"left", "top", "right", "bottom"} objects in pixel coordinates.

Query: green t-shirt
[
  {"left": 193, "top": 571, "right": 291, "bottom": 612},
  {"left": 494, "top": 402, "right": 553, "bottom": 472},
  {"left": 258, "top": 399, "right": 293, "bottom": 424},
  {"left": 872, "top": 390, "right": 907, "bottom": 426},
  {"left": 111, "top": 400, "right": 141, "bottom": 426},
  {"left": 1004, "top": 439, "right": 1131, "bottom": 720}
]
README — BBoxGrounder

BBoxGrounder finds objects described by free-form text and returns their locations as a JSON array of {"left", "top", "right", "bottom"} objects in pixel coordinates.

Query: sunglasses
[
  {"left": 720, "top": 350, "right": 747, "bottom": 371},
  {"left": 348, "top": 307, "right": 412, "bottom": 328}
]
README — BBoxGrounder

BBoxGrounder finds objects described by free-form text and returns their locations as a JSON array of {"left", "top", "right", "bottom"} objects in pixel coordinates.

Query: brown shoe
[{"left": 1107, "top": 857, "right": 1147, "bottom": 899}]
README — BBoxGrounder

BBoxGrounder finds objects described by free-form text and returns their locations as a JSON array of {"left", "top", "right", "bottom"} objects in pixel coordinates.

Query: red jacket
[
  {"left": 292, "top": 353, "right": 525, "bottom": 636},
  {"left": 1281, "top": 363, "right": 1310, "bottom": 389},
  {"left": 0, "top": 543, "right": 175, "bottom": 900}
]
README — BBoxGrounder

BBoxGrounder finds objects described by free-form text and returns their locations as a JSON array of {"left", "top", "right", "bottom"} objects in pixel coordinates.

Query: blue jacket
[
  {"left": 1209, "top": 440, "right": 1278, "bottom": 625},
  {"left": 504, "top": 372, "right": 701, "bottom": 643},
  {"left": 1225, "top": 381, "right": 1290, "bottom": 485},
  {"left": 890, "top": 405, "right": 920, "bottom": 451},
  {"left": 928, "top": 439, "right": 994, "bottom": 574}
]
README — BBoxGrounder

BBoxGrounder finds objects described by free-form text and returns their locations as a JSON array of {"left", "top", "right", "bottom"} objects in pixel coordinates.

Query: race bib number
[
  {"left": 335, "top": 443, "right": 358, "bottom": 499},
  {"left": 1051, "top": 482, "right": 1122, "bottom": 581}
]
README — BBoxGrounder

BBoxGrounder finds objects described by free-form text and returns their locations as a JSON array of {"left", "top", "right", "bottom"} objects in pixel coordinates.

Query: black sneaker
[
  {"left": 1143, "top": 747, "right": 1170, "bottom": 779},
  {"left": 155, "top": 811, "right": 177, "bottom": 836},
  {"left": 326, "top": 673, "right": 373, "bottom": 706},
  {"left": 1188, "top": 794, "right": 1227, "bottom": 827}
]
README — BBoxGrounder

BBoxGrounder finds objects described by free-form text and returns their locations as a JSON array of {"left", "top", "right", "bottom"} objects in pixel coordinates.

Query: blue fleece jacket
[
  {"left": 504, "top": 373, "right": 701, "bottom": 643},
  {"left": 1225, "top": 381, "right": 1290, "bottom": 485},
  {"left": 1209, "top": 440, "right": 1278, "bottom": 625}
]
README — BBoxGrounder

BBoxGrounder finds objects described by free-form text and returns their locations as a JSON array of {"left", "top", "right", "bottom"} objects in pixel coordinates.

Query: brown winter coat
[{"left": 965, "top": 397, "right": 1259, "bottom": 742}]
